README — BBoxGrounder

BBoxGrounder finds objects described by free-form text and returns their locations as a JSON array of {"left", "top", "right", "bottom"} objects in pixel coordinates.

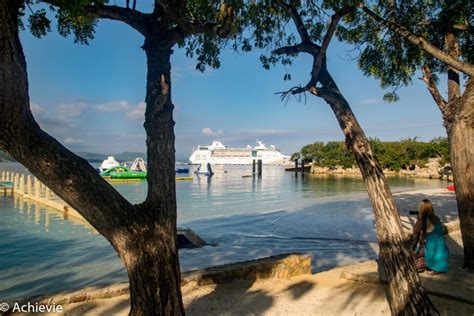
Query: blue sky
[{"left": 21, "top": 6, "right": 447, "bottom": 161}]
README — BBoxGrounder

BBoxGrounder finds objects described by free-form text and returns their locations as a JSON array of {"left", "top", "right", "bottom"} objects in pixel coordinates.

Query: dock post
[
  {"left": 19, "top": 174, "right": 24, "bottom": 196},
  {"left": 15, "top": 173, "right": 20, "bottom": 191},
  {"left": 34, "top": 177, "right": 41, "bottom": 200},
  {"left": 45, "top": 187, "right": 51, "bottom": 202},
  {"left": 252, "top": 159, "right": 256, "bottom": 174},
  {"left": 257, "top": 159, "right": 262, "bottom": 176},
  {"left": 26, "top": 175, "right": 32, "bottom": 197},
  {"left": 1, "top": 171, "right": 4, "bottom": 181}
]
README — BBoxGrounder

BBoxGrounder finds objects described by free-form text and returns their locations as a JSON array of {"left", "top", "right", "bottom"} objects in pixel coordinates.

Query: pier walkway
[{"left": 0, "top": 171, "right": 206, "bottom": 248}]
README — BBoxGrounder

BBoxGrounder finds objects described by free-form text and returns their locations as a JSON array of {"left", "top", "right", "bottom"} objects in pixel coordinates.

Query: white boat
[
  {"left": 195, "top": 162, "right": 214, "bottom": 176},
  {"left": 99, "top": 156, "right": 120, "bottom": 172},
  {"left": 189, "top": 141, "right": 291, "bottom": 165}
]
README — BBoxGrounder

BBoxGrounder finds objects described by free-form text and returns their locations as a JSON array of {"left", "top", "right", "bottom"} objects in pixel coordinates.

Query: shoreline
[
  {"left": 3, "top": 187, "right": 461, "bottom": 314},
  {"left": 9, "top": 220, "right": 467, "bottom": 315}
]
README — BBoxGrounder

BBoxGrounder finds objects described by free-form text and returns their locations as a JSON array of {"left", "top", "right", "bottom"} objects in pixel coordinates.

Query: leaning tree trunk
[
  {"left": 316, "top": 68, "right": 437, "bottom": 315},
  {"left": 0, "top": 3, "right": 184, "bottom": 315},
  {"left": 445, "top": 80, "right": 474, "bottom": 271}
]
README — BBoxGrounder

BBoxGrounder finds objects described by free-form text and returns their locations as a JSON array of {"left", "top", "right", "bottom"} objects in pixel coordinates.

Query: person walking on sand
[{"left": 412, "top": 199, "right": 449, "bottom": 274}]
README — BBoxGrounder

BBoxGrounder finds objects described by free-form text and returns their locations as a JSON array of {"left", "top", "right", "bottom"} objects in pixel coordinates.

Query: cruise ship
[{"left": 189, "top": 141, "right": 291, "bottom": 165}]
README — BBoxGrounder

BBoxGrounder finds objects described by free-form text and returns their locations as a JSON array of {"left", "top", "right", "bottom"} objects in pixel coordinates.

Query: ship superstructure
[{"left": 189, "top": 141, "right": 290, "bottom": 165}]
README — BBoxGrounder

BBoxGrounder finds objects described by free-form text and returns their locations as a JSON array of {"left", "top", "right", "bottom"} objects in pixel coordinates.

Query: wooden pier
[
  {"left": 0, "top": 171, "right": 207, "bottom": 248},
  {"left": 0, "top": 180, "right": 14, "bottom": 195},
  {"left": 1, "top": 171, "right": 83, "bottom": 221}
]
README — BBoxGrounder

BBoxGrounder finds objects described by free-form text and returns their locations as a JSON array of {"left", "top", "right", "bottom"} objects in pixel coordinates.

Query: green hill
[{"left": 77, "top": 151, "right": 146, "bottom": 163}]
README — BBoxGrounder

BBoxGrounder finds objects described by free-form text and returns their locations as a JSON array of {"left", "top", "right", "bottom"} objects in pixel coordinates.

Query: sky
[{"left": 20, "top": 4, "right": 447, "bottom": 161}]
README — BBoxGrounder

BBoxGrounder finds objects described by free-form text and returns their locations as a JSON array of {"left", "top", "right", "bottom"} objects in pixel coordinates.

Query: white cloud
[
  {"left": 202, "top": 127, "right": 223, "bottom": 136},
  {"left": 30, "top": 102, "right": 42, "bottom": 116},
  {"left": 95, "top": 100, "right": 130, "bottom": 112},
  {"left": 358, "top": 98, "right": 381, "bottom": 106},
  {"left": 56, "top": 102, "right": 87, "bottom": 119},
  {"left": 63, "top": 137, "right": 84, "bottom": 144},
  {"left": 126, "top": 102, "right": 146, "bottom": 120}
]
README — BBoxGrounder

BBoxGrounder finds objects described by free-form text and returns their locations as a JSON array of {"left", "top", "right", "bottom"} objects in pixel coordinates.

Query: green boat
[{"left": 100, "top": 166, "right": 147, "bottom": 179}]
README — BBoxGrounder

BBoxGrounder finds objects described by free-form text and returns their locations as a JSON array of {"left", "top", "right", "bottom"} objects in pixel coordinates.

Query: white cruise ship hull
[{"left": 189, "top": 141, "right": 291, "bottom": 165}]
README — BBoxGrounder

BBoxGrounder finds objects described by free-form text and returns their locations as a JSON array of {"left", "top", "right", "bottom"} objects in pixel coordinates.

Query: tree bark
[
  {"left": 444, "top": 80, "right": 474, "bottom": 271},
  {"left": 120, "top": 216, "right": 184, "bottom": 316},
  {"left": 124, "top": 38, "right": 183, "bottom": 315},
  {"left": 422, "top": 35, "right": 474, "bottom": 271},
  {"left": 1, "top": 2, "right": 184, "bottom": 315},
  {"left": 316, "top": 67, "right": 437, "bottom": 315}
]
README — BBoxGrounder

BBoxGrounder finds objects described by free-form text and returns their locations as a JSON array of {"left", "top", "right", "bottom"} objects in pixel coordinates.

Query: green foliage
[
  {"left": 382, "top": 92, "right": 400, "bottom": 103},
  {"left": 296, "top": 137, "right": 450, "bottom": 171},
  {"left": 234, "top": 1, "right": 330, "bottom": 79},
  {"left": 178, "top": 0, "right": 247, "bottom": 72},
  {"left": 20, "top": 0, "right": 246, "bottom": 70},
  {"left": 20, "top": 0, "right": 101, "bottom": 45},
  {"left": 341, "top": 0, "right": 473, "bottom": 95},
  {"left": 28, "top": 8, "right": 50, "bottom": 38},
  {"left": 55, "top": 8, "right": 97, "bottom": 44}
]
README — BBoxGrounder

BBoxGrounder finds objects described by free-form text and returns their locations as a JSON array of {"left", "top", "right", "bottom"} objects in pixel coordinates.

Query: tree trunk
[
  {"left": 442, "top": 33, "right": 474, "bottom": 271},
  {"left": 316, "top": 67, "right": 437, "bottom": 315},
  {"left": 124, "top": 38, "right": 183, "bottom": 315},
  {"left": 445, "top": 80, "right": 474, "bottom": 271},
  {"left": 120, "top": 218, "right": 183, "bottom": 316},
  {"left": 1, "top": 3, "right": 184, "bottom": 315}
]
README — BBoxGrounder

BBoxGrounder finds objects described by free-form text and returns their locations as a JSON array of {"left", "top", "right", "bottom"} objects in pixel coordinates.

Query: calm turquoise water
[{"left": 0, "top": 162, "right": 446, "bottom": 299}]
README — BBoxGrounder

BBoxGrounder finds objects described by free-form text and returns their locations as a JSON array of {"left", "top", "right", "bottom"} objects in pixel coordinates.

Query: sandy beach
[{"left": 10, "top": 187, "right": 474, "bottom": 316}]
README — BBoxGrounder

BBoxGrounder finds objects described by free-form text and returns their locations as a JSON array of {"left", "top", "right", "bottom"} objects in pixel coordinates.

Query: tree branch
[
  {"left": 419, "top": 20, "right": 472, "bottom": 32},
  {"left": 84, "top": 4, "right": 152, "bottom": 37},
  {"left": 275, "top": 0, "right": 311, "bottom": 43},
  {"left": 420, "top": 64, "right": 447, "bottom": 114},
  {"left": 359, "top": 3, "right": 474, "bottom": 77},
  {"left": 42, "top": 1, "right": 152, "bottom": 37},
  {"left": 308, "top": 8, "right": 350, "bottom": 86},
  {"left": 273, "top": 42, "right": 316, "bottom": 55},
  {"left": 445, "top": 32, "right": 462, "bottom": 101},
  {"left": 275, "top": 85, "right": 309, "bottom": 101},
  {"left": 168, "top": 4, "right": 235, "bottom": 41},
  {"left": 274, "top": 6, "right": 351, "bottom": 92},
  {"left": 452, "top": 23, "right": 471, "bottom": 32},
  {"left": 0, "top": 1, "right": 136, "bottom": 242}
]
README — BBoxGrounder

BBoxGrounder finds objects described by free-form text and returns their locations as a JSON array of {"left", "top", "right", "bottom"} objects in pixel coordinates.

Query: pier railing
[
  {"left": 1, "top": 171, "right": 84, "bottom": 221},
  {"left": 1, "top": 171, "right": 208, "bottom": 247}
]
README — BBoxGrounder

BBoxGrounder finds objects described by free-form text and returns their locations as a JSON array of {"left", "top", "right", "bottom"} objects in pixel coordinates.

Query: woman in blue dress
[{"left": 412, "top": 199, "right": 449, "bottom": 274}]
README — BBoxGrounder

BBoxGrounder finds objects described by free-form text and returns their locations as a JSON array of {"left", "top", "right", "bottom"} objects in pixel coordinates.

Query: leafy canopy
[
  {"left": 339, "top": 0, "right": 473, "bottom": 100},
  {"left": 21, "top": 0, "right": 245, "bottom": 71},
  {"left": 232, "top": 1, "right": 359, "bottom": 81}
]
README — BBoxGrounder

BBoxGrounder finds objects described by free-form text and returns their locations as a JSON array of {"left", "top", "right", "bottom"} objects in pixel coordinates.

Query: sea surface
[{"left": 0, "top": 162, "right": 446, "bottom": 299}]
